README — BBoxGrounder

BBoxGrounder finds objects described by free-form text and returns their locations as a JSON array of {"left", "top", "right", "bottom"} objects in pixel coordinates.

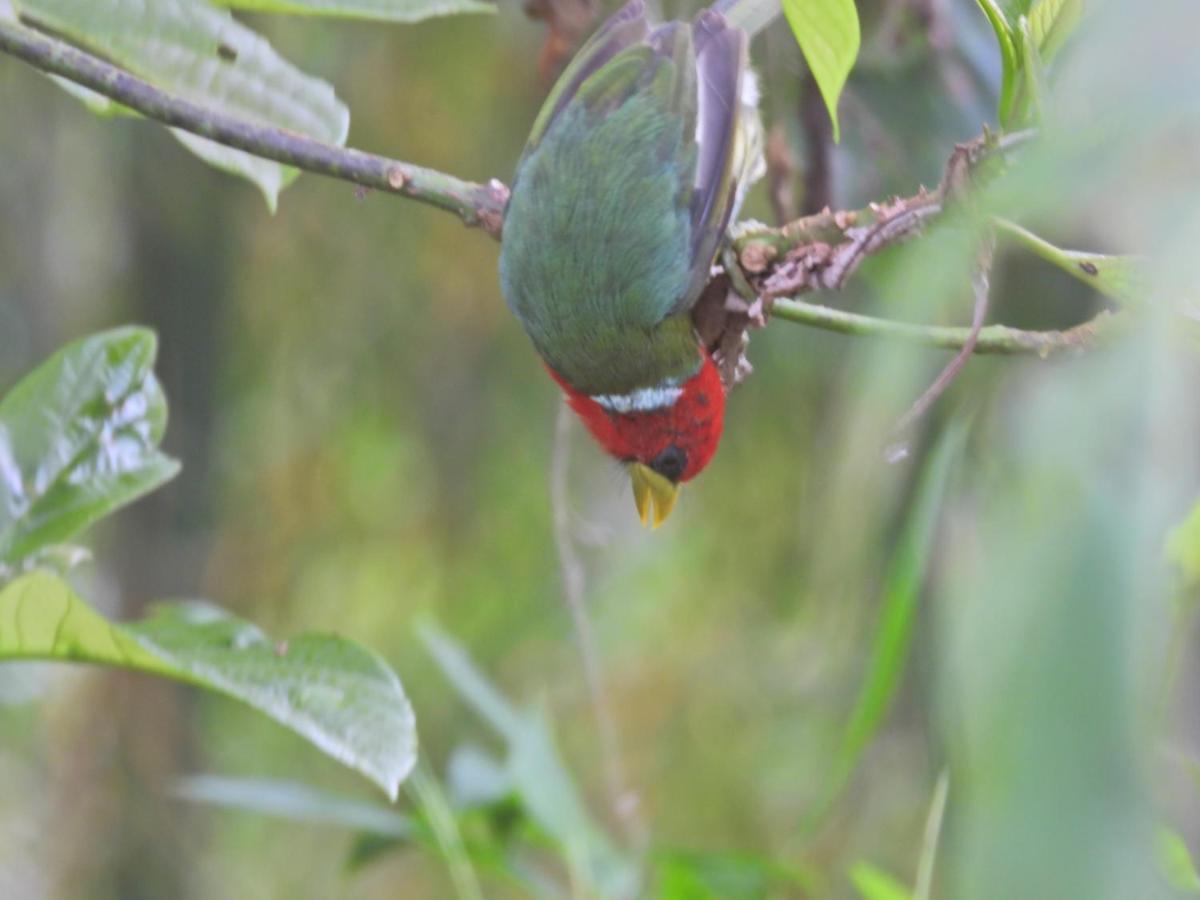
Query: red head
[{"left": 548, "top": 353, "right": 726, "bottom": 525}]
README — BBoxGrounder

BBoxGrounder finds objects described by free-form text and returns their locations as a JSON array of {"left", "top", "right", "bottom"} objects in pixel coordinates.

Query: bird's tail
[{"left": 711, "top": 0, "right": 782, "bottom": 38}]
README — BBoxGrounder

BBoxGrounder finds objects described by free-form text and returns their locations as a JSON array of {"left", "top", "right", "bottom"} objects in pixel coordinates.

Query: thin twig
[
  {"left": 889, "top": 234, "right": 996, "bottom": 448},
  {"left": 0, "top": 19, "right": 508, "bottom": 235},
  {"left": 550, "top": 404, "right": 645, "bottom": 851},
  {"left": 0, "top": 20, "right": 1126, "bottom": 360}
]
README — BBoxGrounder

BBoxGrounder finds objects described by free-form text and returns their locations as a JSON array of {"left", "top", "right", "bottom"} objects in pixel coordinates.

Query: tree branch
[
  {"left": 723, "top": 129, "right": 1126, "bottom": 358},
  {"left": 0, "top": 18, "right": 508, "bottom": 236},
  {"left": 0, "top": 20, "right": 1126, "bottom": 358}
]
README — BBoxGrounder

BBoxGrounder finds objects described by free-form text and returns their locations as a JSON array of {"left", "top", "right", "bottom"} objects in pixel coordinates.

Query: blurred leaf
[
  {"left": 15, "top": 0, "right": 349, "bottom": 210},
  {"left": 653, "top": 849, "right": 814, "bottom": 899},
  {"left": 408, "top": 764, "right": 486, "bottom": 900},
  {"left": 975, "top": 0, "right": 1018, "bottom": 123},
  {"left": 1027, "top": 0, "right": 1080, "bottom": 62},
  {"left": 1015, "top": 17, "right": 1046, "bottom": 123},
  {"left": 811, "top": 421, "right": 967, "bottom": 829},
  {"left": 1166, "top": 499, "right": 1200, "bottom": 590},
  {"left": 215, "top": 0, "right": 495, "bottom": 23},
  {"left": 939, "top": 331, "right": 1169, "bottom": 897},
  {"left": 0, "top": 571, "right": 417, "bottom": 797},
  {"left": 995, "top": 0, "right": 1034, "bottom": 13},
  {"left": 781, "top": 0, "right": 860, "bottom": 142},
  {"left": 173, "top": 774, "right": 414, "bottom": 836},
  {"left": 1158, "top": 829, "right": 1200, "bottom": 894},
  {"left": 0, "top": 327, "right": 178, "bottom": 570},
  {"left": 993, "top": 218, "right": 1148, "bottom": 306},
  {"left": 446, "top": 743, "right": 513, "bottom": 809},
  {"left": 850, "top": 862, "right": 913, "bottom": 900},
  {"left": 914, "top": 771, "right": 950, "bottom": 900},
  {"left": 419, "top": 623, "right": 637, "bottom": 898},
  {"left": 720, "top": 0, "right": 782, "bottom": 37},
  {"left": 346, "top": 831, "right": 410, "bottom": 872}
]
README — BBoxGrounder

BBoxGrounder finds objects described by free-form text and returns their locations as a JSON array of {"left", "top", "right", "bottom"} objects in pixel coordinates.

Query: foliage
[
  {"left": 973, "top": 0, "right": 1081, "bottom": 126},
  {"left": 0, "top": 327, "right": 176, "bottom": 569},
  {"left": 0, "top": 328, "right": 416, "bottom": 797},
  {"left": 1, "top": 0, "right": 1199, "bottom": 899},
  {"left": 781, "top": 0, "right": 860, "bottom": 142},
  {"left": 4, "top": 0, "right": 493, "bottom": 207}
]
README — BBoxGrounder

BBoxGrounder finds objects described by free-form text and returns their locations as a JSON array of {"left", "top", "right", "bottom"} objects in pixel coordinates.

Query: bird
[{"left": 499, "top": 0, "right": 765, "bottom": 527}]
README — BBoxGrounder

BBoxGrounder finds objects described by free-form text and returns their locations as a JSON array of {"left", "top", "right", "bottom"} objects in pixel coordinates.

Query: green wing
[{"left": 499, "top": 2, "right": 750, "bottom": 394}]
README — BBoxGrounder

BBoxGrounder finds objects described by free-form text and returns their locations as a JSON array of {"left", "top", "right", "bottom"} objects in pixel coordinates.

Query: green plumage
[{"left": 500, "top": 3, "right": 751, "bottom": 397}]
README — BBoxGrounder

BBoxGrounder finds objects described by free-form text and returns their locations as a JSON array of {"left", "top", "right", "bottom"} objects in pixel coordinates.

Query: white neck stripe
[{"left": 591, "top": 384, "right": 683, "bottom": 414}]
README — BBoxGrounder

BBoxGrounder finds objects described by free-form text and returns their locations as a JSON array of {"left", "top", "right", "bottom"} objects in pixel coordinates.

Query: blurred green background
[{"left": 2, "top": 0, "right": 1199, "bottom": 897}]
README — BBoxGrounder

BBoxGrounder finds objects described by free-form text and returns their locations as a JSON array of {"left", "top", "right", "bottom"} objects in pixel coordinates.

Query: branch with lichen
[
  {"left": 721, "top": 129, "right": 1132, "bottom": 358},
  {"left": 0, "top": 18, "right": 509, "bottom": 235},
  {"left": 0, "top": 18, "right": 1129, "bottom": 358}
]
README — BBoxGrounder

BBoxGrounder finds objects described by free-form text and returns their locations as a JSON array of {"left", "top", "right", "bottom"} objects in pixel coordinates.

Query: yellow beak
[{"left": 630, "top": 463, "right": 681, "bottom": 529}]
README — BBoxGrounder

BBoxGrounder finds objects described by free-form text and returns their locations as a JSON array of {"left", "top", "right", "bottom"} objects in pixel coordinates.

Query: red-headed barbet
[{"left": 500, "top": 0, "right": 765, "bottom": 526}]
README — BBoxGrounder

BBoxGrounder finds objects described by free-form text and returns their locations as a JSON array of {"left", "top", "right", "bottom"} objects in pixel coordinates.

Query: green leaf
[
  {"left": 1158, "top": 828, "right": 1200, "bottom": 894},
  {"left": 1166, "top": 499, "right": 1200, "bottom": 590},
  {"left": 974, "top": 0, "right": 1018, "bottom": 123},
  {"left": 0, "top": 327, "right": 179, "bottom": 570},
  {"left": 1015, "top": 16, "right": 1046, "bottom": 123},
  {"left": 995, "top": 0, "right": 1034, "bottom": 17},
  {"left": 1027, "top": 0, "right": 1081, "bottom": 63},
  {"left": 654, "top": 850, "right": 814, "bottom": 899},
  {"left": 809, "top": 421, "right": 967, "bottom": 830},
  {"left": 781, "top": 0, "right": 860, "bottom": 143},
  {"left": 0, "top": 571, "right": 417, "bottom": 798},
  {"left": 15, "top": 0, "right": 349, "bottom": 210},
  {"left": 214, "top": 0, "right": 495, "bottom": 23},
  {"left": 173, "top": 774, "right": 414, "bottom": 836},
  {"left": 850, "top": 862, "right": 913, "bottom": 900},
  {"left": 992, "top": 218, "right": 1148, "bottom": 306},
  {"left": 419, "top": 623, "right": 637, "bottom": 898}
]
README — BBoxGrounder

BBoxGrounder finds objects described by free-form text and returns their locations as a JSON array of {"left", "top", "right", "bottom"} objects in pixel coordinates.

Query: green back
[{"left": 499, "top": 12, "right": 719, "bottom": 396}]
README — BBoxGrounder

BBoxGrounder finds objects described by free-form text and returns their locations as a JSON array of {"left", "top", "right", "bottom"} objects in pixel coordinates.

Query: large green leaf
[
  {"left": 215, "top": 0, "right": 495, "bottom": 23},
  {"left": 0, "top": 327, "right": 178, "bottom": 569},
  {"left": 15, "top": 0, "right": 349, "bottom": 210},
  {"left": 0, "top": 571, "right": 418, "bottom": 797},
  {"left": 781, "top": 0, "right": 860, "bottom": 143}
]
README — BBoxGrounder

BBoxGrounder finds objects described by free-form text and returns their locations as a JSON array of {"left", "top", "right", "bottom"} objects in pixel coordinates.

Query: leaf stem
[{"left": 770, "top": 296, "right": 1120, "bottom": 355}]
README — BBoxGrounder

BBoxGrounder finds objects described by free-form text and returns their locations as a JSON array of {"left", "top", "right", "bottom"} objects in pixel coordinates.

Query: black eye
[{"left": 649, "top": 445, "right": 687, "bottom": 482}]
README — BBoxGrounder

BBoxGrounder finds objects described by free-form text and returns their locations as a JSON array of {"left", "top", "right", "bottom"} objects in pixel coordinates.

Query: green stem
[
  {"left": 770, "top": 296, "right": 1120, "bottom": 355},
  {"left": 914, "top": 770, "right": 951, "bottom": 900},
  {"left": 992, "top": 216, "right": 1144, "bottom": 304},
  {"left": 408, "top": 765, "right": 485, "bottom": 900},
  {"left": 0, "top": 19, "right": 507, "bottom": 235}
]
